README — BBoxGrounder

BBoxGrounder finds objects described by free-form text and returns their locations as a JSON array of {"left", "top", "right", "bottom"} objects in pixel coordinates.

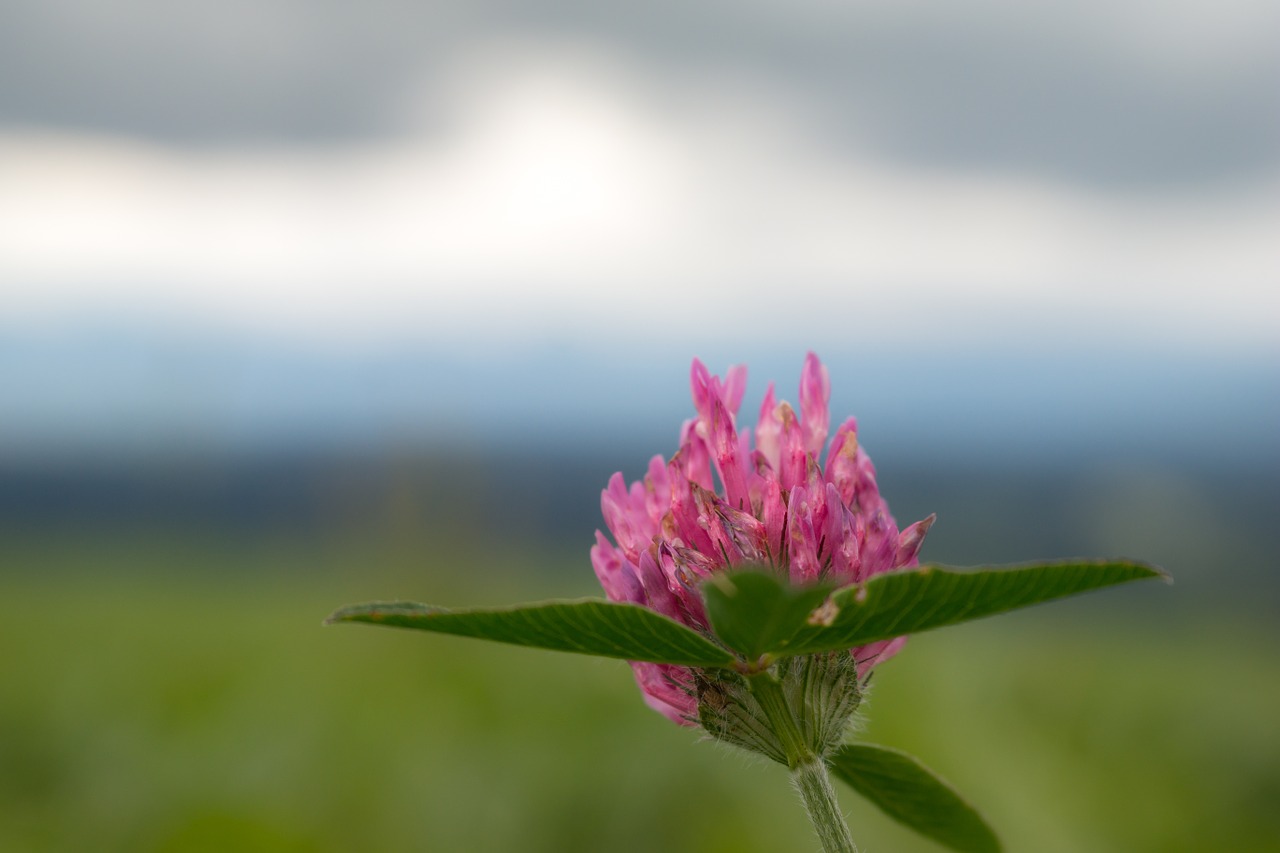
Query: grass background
[{"left": 3, "top": 528, "right": 1277, "bottom": 852}]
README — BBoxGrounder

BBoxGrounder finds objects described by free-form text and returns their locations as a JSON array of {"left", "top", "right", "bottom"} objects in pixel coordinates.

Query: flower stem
[
  {"left": 792, "top": 759, "right": 858, "bottom": 853},
  {"left": 746, "top": 669, "right": 810, "bottom": 764},
  {"left": 747, "top": 671, "right": 857, "bottom": 853}
]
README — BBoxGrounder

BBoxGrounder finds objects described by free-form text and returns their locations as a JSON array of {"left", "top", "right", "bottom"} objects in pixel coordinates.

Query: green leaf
[
  {"left": 702, "top": 571, "right": 835, "bottom": 660},
  {"left": 830, "top": 743, "right": 1000, "bottom": 853},
  {"left": 774, "top": 560, "right": 1166, "bottom": 657},
  {"left": 325, "top": 599, "right": 738, "bottom": 668}
]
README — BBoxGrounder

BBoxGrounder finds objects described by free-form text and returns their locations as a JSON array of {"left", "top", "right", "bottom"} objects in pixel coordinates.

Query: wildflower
[
  {"left": 333, "top": 350, "right": 1162, "bottom": 853},
  {"left": 591, "top": 353, "right": 935, "bottom": 727}
]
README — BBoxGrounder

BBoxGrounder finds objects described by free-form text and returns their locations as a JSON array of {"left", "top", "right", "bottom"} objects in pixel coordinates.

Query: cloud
[
  {"left": 1, "top": 41, "right": 1276, "bottom": 352},
  {"left": 2, "top": 0, "right": 1276, "bottom": 186}
]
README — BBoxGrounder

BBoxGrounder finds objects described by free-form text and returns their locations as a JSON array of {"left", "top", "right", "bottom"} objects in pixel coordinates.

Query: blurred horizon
[
  {"left": 3, "top": 326, "right": 1276, "bottom": 455},
  {"left": 3, "top": 332, "right": 1276, "bottom": 620}
]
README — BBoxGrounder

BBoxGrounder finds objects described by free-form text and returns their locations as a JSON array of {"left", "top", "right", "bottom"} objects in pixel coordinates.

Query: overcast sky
[{"left": 1, "top": 0, "right": 1277, "bottom": 354}]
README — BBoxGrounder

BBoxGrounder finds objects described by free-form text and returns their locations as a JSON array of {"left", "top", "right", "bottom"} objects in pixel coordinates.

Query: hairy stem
[
  {"left": 792, "top": 759, "right": 858, "bottom": 853},
  {"left": 747, "top": 671, "right": 857, "bottom": 853}
]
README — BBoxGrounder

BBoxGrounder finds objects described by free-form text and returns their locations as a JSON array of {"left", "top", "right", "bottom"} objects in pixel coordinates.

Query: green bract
[
  {"left": 326, "top": 599, "right": 735, "bottom": 667},
  {"left": 330, "top": 560, "right": 1165, "bottom": 670}
]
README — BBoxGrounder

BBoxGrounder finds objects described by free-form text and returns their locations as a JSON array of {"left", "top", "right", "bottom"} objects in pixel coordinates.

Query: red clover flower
[{"left": 593, "top": 353, "right": 934, "bottom": 725}]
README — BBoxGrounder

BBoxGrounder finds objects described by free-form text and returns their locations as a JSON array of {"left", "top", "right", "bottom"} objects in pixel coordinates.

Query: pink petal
[
  {"left": 896, "top": 513, "right": 936, "bottom": 568},
  {"left": 590, "top": 530, "right": 644, "bottom": 604},
  {"left": 860, "top": 508, "right": 901, "bottom": 580},
  {"left": 756, "top": 382, "right": 782, "bottom": 473},
  {"left": 828, "top": 503, "right": 863, "bottom": 583},
  {"left": 786, "top": 485, "right": 822, "bottom": 583},
  {"left": 657, "top": 540, "right": 712, "bottom": 627},
  {"left": 631, "top": 662, "right": 697, "bottom": 724},
  {"left": 799, "top": 352, "right": 831, "bottom": 458},
  {"left": 817, "top": 481, "right": 845, "bottom": 569},
  {"left": 854, "top": 636, "right": 908, "bottom": 678},
  {"left": 601, "top": 472, "right": 648, "bottom": 563},
  {"left": 676, "top": 423, "right": 717, "bottom": 492},
  {"left": 690, "top": 358, "right": 715, "bottom": 421},
  {"left": 760, "top": 476, "right": 786, "bottom": 565},
  {"left": 717, "top": 502, "right": 768, "bottom": 565},
  {"left": 695, "top": 486, "right": 769, "bottom": 569},
  {"left": 692, "top": 483, "right": 738, "bottom": 567},
  {"left": 636, "top": 548, "right": 684, "bottom": 623},
  {"left": 642, "top": 455, "right": 671, "bottom": 528},
  {"left": 667, "top": 456, "right": 716, "bottom": 555},
  {"left": 720, "top": 364, "right": 748, "bottom": 415},
  {"left": 710, "top": 398, "right": 750, "bottom": 511},
  {"left": 742, "top": 431, "right": 767, "bottom": 510},
  {"left": 776, "top": 402, "right": 808, "bottom": 492},
  {"left": 824, "top": 418, "right": 860, "bottom": 506}
]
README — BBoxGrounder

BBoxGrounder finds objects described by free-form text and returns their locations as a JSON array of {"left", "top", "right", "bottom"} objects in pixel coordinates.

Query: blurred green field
[{"left": 2, "top": 532, "right": 1278, "bottom": 852}]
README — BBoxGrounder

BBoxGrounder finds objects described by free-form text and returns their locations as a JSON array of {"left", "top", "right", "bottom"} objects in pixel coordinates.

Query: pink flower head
[{"left": 591, "top": 353, "right": 934, "bottom": 724}]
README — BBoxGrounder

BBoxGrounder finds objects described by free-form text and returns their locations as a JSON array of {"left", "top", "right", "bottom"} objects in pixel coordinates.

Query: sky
[{"left": 0, "top": 0, "right": 1277, "bottom": 452}]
